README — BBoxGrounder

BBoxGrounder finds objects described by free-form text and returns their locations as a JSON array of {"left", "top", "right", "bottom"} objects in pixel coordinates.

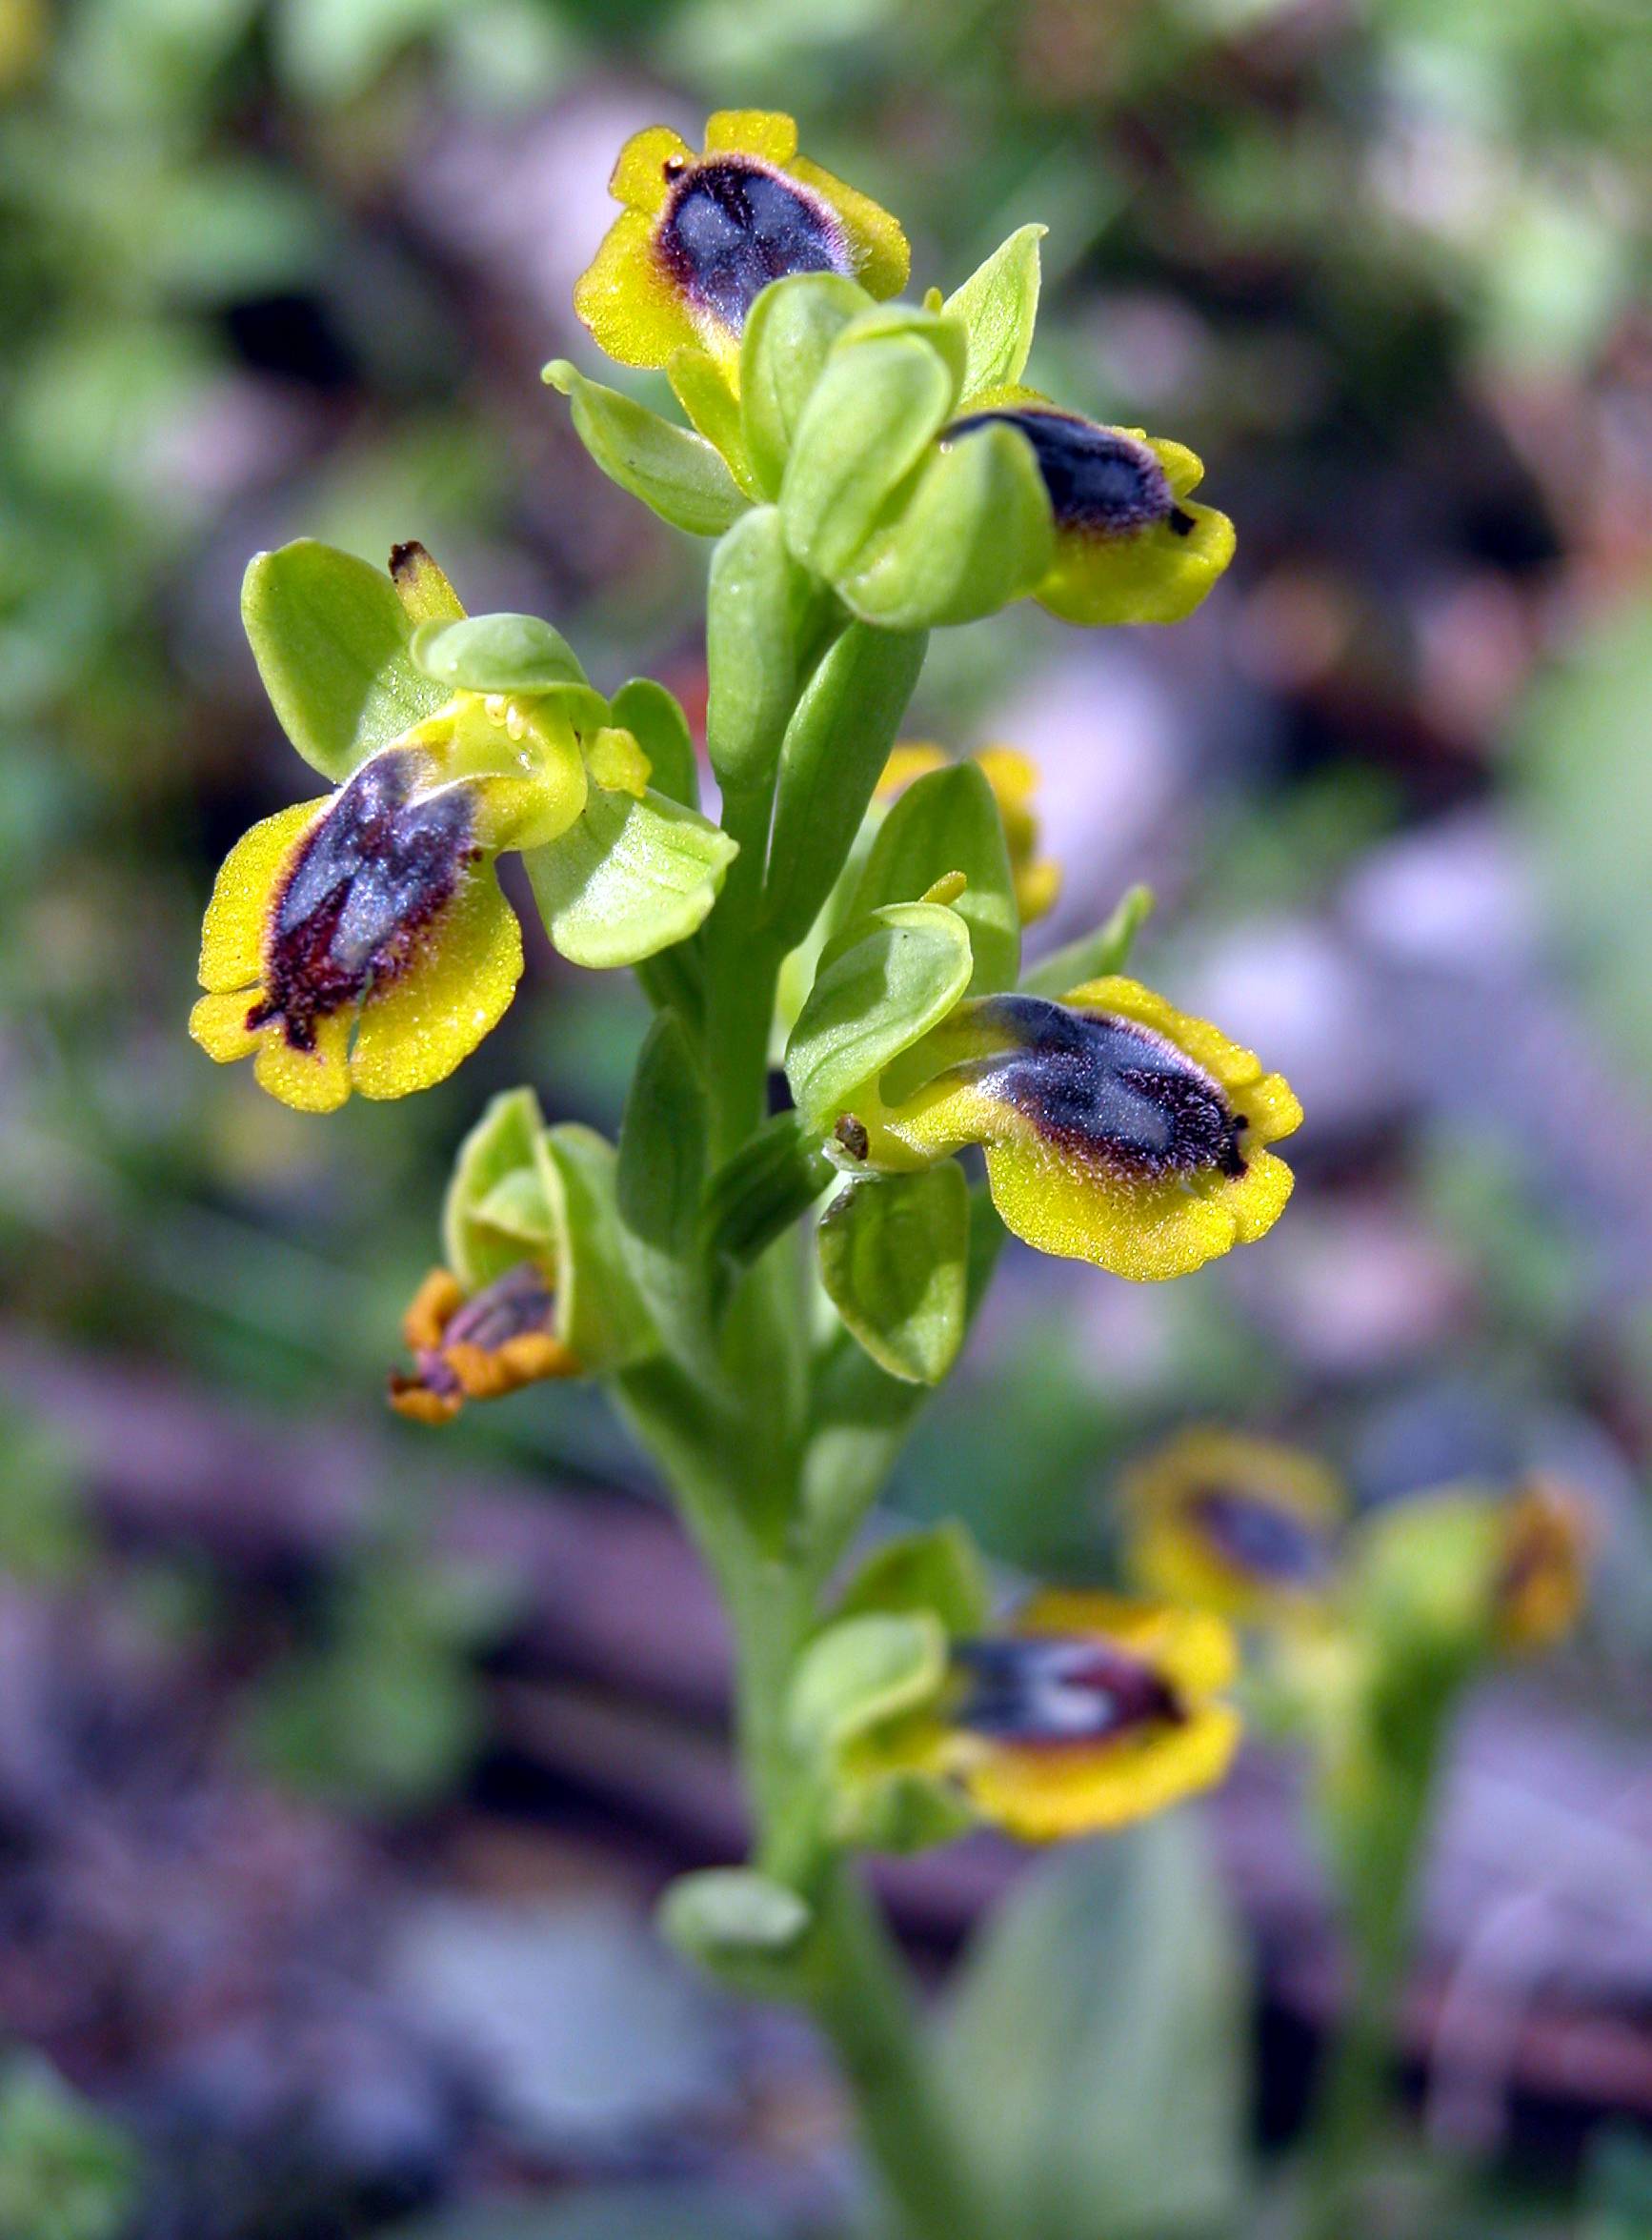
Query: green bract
[
  {"left": 849, "top": 760, "right": 1021, "bottom": 995},
  {"left": 739, "top": 271, "right": 874, "bottom": 495},
  {"left": 779, "top": 333, "right": 957, "bottom": 582},
  {"left": 659, "top": 1868, "right": 813, "bottom": 1990},
  {"left": 410, "top": 612, "right": 587, "bottom": 694},
  {"left": 787, "top": 1610, "right": 947, "bottom": 1757},
  {"left": 705, "top": 505, "right": 810, "bottom": 796},
  {"left": 1020, "top": 882, "right": 1155, "bottom": 997},
  {"left": 836, "top": 416, "right": 1055, "bottom": 630},
  {"left": 443, "top": 1087, "right": 554, "bottom": 1292},
  {"left": 764, "top": 625, "right": 930, "bottom": 947},
  {"left": 818, "top": 1164, "right": 971, "bottom": 1385},
  {"left": 835, "top": 1522, "right": 992, "bottom": 1636},
  {"left": 439, "top": 1089, "right": 654, "bottom": 1375}
]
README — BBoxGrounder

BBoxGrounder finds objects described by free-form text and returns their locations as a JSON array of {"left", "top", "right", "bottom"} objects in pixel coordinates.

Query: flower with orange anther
[
  {"left": 574, "top": 109, "right": 909, "bottom": 378},
  {"left": 839, "top": 977, "right": 1302, "bottom": 1281},
  {"left": 860, "top": 1592, "right": 1241, "bottom": 1842},
  {"left": 1125, "top": 1427, "right": 1346, "bottom": 1625},
  {"left": 388, "top": 1261, "right": 580, "bottom": 1424}
]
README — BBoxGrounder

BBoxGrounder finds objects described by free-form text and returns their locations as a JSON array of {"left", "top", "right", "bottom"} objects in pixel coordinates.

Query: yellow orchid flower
[
  {"left": 574, "top": 109, "right": 908, "bottom": 380},
  {"left": 863, "top": 1591, "right": 1240, "bottom": 1842},
  {"left": 1125, "top": 1428, "right": 1346, "bottom": 1625},
  {"left": 845, "top": 976, "right": 1301, "bottom": 1281},
  {"left": 940, "top": 391, "right": 1235, "bottom": 627}
]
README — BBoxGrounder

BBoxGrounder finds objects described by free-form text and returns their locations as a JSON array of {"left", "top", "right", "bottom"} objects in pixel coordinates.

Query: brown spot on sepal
[{"left": 389, "top": 540, "right": 465, "bottom": 626}]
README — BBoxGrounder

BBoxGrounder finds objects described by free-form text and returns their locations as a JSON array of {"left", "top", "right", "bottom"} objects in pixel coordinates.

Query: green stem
[
  {"left": 1302, "top": 1719, "right": 1444, "bottom": 2238},
  {"left": 805, "top": 1865, "right": 988, "bottom": 2240},
  {"left": 702, "top": 781, "right": 779, "bottom": 1165}
]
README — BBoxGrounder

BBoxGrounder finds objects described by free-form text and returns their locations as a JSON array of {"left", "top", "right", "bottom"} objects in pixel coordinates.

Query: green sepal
[
  {"left": 542, "top": 359, "right": 748, "bottom": 537},
  {"left": 1019, "top": 883, "right": 1155, "bottom": 997},
  {"left": 849, "top": 760, "right": 1020, "bottom": 995},
  {"left": 524, "top": 786, "right": 737, "bottom": 970},
  {"left": 610, "top": 676, "right": 698, "bottom": 810},
  {"left": 836, "top": 1521, "right": 992, "bottom": 1636},
  {"left": 241, "top": 539, "right": 448, "bottom": 782},
  {"left": 539, "top": 1121, "right": 657, "bottom": 1372},
  {"left": 785, "top": 900, "right": 973, "bottom": 1136},
  {"left": 739, "top": 271, "right": 874, "bottom": 495},
  {"left": 944, "top": 223, "right": 1046, "bottom": 399},
  {"left": 787, "top": 1610, "right": 947, "bottom": 1757},
  {"left": 779, "top": 335, "right": 957, "bottom": 584},
  {"left": 817, "top": 1165, "right": 970, "bottom": 1386},
  {"left": 616, "top": 1014, "right": 711, "bottom": 1374},
  {"left": 409, "top": 612, "right": 586, "bottom": 694},
  {"left": 835, "top": 301, "right": 969, "bottom": 399},
  {"left": 658, "top": 1867, "right": 812, "bottom": 1993},
  {"left": 840, "top": 1769, "right": 977, "bottom": 1855},
  {"left": 837, "top": 419, "right": 1055, "bottom": 630},
  {"left": 442, "top": 1087, "right": 554, "bottom": 1292},
  {"left": 668, "top": 346, "right": 763, "bottom": 499},
  {"left": 764, "top": 623, "right": 929, "bottom": 949},
  {"left": 705, "top": 505, "right": 811, "bottom": 795}
]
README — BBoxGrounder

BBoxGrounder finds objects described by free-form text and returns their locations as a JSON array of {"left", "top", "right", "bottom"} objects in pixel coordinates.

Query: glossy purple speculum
[
  {"left": 955, "top": 1636, "right": 1185, "bottom": 1746},
  {"left": 249, "top": 750, "right": 476, "bottom": 1051},
  {"left": 655, "top": 155, "right": 850, "bottom": 334},
  {"left": 947, "top": 408, "right": 1196, "bottom": 539},
  {"left": 961, "top": 995, "right": 1247, "bottom": 1182}
]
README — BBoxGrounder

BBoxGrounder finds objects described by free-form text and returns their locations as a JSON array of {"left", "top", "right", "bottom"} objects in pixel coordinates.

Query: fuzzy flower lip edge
[
  {"left": 388, "top": 1262, "right": 579, "bottom": 1424},
  {"left": 1124, "top": 1427, "right": 1347, "bottom": 1623},
  {"left": 891, "top": 1590, "right": 1241, "bottom": 1843},
  {"left": 189, "top": 745, "right": 524, "bottom": 1115},
  {"left": 859, "top": 975, "right": 1303, "bottom": 1282},
  {"left": 574, "top": 109, "right": 910, "bottom": 373}
]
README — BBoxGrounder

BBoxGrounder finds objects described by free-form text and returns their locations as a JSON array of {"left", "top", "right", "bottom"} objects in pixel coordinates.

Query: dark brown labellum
[
  {"left": 248, "top": 750, "right": 476, "bottom": 1051},
  {"left": 962, "top": 994, "right": 1247, "bottom": 1182},
  {"left": 655, "top": 155, "right": 849, "bottom": 335},
  {"left": 947, "top": 408, "right": 1179, "bottom": 539}
]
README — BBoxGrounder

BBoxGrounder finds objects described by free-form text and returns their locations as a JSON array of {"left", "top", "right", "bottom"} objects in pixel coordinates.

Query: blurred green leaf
[
  {"left": 787, "top": 1609, "right": 945, "bottom": 1754},
  {"left": 0, "top": 2053, "right": 139, "bottom": 2240},
  {"left": 940, "top": 1818, "right": 1249, "bottom": 2240}
]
